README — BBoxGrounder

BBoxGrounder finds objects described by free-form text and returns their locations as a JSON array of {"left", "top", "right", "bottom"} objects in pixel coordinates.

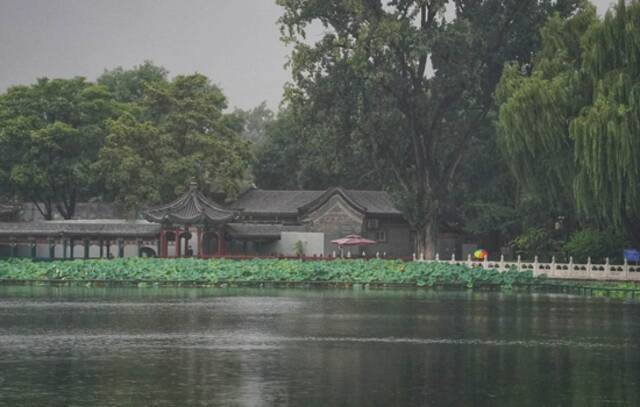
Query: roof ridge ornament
[{"left": 189, "top": 178, "right": 198, "bottom": 191}]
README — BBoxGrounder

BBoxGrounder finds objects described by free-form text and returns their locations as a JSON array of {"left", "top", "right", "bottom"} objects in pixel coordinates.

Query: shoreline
[{"left": 1, "top": 279, "right": 639, "bottom": 300}]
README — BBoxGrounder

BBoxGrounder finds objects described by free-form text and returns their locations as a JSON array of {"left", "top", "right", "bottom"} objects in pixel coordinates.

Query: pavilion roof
[{"left": 143, "top": 182, "right": 235, "bottom": 224}]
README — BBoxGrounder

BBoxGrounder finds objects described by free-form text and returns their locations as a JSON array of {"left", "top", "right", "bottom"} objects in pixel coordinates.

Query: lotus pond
[{"left": 0, "top": 258, "right": 543, "bottom": 288}]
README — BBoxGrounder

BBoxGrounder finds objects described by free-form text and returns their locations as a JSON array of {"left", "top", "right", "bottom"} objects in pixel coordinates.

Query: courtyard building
[{"left": 0, "top": 183, "right": 414, "bottom": 259}]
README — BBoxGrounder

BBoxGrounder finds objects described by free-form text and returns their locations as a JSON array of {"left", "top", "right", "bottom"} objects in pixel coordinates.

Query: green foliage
[
  {"left": 0, "top": 258, "right": 544, "bottom": 288},
  {"left": 512, "top": 227, "right": 559, "bottom": 258},
  {"left": 294, "top": 241, "right": 306, "bottom": 257},
  {"left": 462, "top": 202, "right": 520, "bottom": 237},
  {"left": 234, "top": 101, "right": 274, "bottom": 146},
  {"left": 95, "top": 73, "right": 252, "bottom": 210},
  {"left": 0, "top": 63, "right": 254, "bottom": 215},
  {"left": 0, "top": 77, "right": 121, "bottom": 218},
  {"left": 497, "top": 0, "right": 640, "bottom": 231},
  {"left": 97, "top": 61, "right": 168, "bottom": 104},
  {"left": 564, "top": 228, "right": 630, "bottom": 263},
  {"left": 252, "top": 109, "right": 305, "bottom": 189},
  {"left": 252, "top": 107, "right": 378, "bottom": 190}
]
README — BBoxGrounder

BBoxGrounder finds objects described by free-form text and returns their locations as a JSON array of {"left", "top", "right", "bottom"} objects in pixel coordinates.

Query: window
[
  {"left": 375, "top": 230, "right": 387, "bottom": 242},
  {"left": 367, "top": 219, "right": 379, "bottom": 230}
]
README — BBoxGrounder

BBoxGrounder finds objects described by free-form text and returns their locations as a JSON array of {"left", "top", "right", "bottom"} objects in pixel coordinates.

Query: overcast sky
[{"left": 0, "top": 0, "right": 616, "bottom": 111}]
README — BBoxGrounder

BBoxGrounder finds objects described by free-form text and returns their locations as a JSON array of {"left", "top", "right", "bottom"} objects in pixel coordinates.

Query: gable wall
[{"left": 303, "top": 194, "right": 364, "bottom": 254}]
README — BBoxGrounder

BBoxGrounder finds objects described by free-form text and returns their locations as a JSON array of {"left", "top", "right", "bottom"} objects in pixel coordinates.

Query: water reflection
[{"left": 0, "top": 286, "right": 638, "bottom": 406}]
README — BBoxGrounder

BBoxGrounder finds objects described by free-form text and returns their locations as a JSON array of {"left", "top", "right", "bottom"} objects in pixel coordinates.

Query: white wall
[{"left": 268, "top": 232, "right": 325, "bottom": 256}]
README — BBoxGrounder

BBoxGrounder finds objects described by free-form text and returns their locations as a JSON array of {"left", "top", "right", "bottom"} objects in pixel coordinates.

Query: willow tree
[
  {"left": 277, "top": 0, "right": 584, "bottom": 257},
  {"left": 497, "top": 0, "right": 640, "bottom": 233}
]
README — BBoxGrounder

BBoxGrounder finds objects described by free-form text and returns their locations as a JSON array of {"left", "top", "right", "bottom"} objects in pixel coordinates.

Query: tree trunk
[
  {"left": 32, "top": 198, "right": 53, "bottom": 220},
  {"left": 415, "top": 218, "right": 438, "bottom": 259},
  {"left": 55, "top": 194, "right": 76, "bottom": 220}
]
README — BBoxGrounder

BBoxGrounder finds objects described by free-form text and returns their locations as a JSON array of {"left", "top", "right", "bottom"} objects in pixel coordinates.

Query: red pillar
[
  {"left": 217, "top": 229, "right": 225, "bottom": 257},
  {"left": 175, "top": 228, "right": 181, "bottom": 258},
  {"left": 159, "top": 230, "right": 166, "bottom": 258},
  {"left": 197, "top": 228, "right": 203, "bottom": 258}
]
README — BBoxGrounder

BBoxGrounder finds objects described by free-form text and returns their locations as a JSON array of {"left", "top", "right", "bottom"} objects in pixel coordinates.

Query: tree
[
  {"left": 96, "top": 74, "right": 251, "bottom": 210},
  {"left": 0, "top": 77, "right": 119, "bottom": 219},
  {"left": 234, "top": 101, "right": 275, "bottom": 146},
  {"left": 276, "top": 0, "right": 584, "bottom": 257},
  {"left": 253, "top": 106, "right": 388, "bottom": 190},
  {"left": 97, "top": 61, "right": 168, "bottom": 104},
  {"left": 253, "top": 108, "right": 307, "bottom": 189},
  {"left": 497, "top": 0, "right": 640, "bottom": 237}
]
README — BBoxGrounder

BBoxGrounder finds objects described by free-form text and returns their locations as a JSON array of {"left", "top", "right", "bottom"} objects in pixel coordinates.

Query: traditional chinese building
[{"left": 0, "top": 183, "right": 414, "bottom": 259}]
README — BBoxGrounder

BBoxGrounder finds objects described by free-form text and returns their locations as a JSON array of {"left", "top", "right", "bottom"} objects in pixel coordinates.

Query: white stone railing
[{"left": 413, "top": 253, "right": 640, "bottom": 282}]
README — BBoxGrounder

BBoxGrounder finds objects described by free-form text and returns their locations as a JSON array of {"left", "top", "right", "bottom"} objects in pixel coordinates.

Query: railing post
[
  {"left": 551, "top": 256, "right": 556, "bottom": 275},
  {"left": 569, "top": 256, "right": 574, "bottom": 277},
  {"left": 483, "top": 254, "right": 489, "bottom": 270},
  {"left": 499, "top": 254, "right": 505, "bottom": 272},
  {"left": 451, "top": 253, "right": 455, "bottom": 264},
  {"left": 467, "top": 254, "right": 472, "bottom": 268},
  {"left": 533, "top": 256, "right": 539, "bottom": 276},
  {"left": 624, "top": 258, "right": 629, "bottom": 280},
  {"left": 435, "top": 252, "right": 440, "bottom": 261},
  {"left": 517, "top": 255, "right": 521, "bottom": 272},
  {"left": 419, "top": 253, "right": 425, "bottom": 261},
  {"left": 412, "top": 252, "right": 416, "bottom": 261},
  {"left": 605, "top": 257, "right": 611, "bottom": 276},
  {"left": 587, "top": 257, "right": 592, "bottom": 278}
]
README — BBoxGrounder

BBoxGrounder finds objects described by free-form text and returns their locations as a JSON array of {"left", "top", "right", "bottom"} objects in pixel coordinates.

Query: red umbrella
[{"left": 331, "top": 234, "right": 377, "bottom": 246}]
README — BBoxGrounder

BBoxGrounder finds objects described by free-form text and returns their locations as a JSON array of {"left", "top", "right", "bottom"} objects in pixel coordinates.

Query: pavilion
[{"left": 142, "top": 181, "right": 235, "bottom": 258}]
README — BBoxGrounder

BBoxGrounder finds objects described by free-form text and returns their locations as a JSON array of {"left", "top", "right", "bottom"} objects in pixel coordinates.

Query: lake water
[{"left": 0, "top": 286, "right": 638, "bottom": 406}]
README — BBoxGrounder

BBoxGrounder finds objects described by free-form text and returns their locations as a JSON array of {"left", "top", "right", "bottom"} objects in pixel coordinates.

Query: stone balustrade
[{"left": 413, "top": 253, "right": 640, "bottom": 282}]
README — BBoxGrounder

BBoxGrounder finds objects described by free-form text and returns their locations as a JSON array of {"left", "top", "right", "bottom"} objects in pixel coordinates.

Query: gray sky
[{"left": 0, "top": 0, "right": 616, "bottom": 111}]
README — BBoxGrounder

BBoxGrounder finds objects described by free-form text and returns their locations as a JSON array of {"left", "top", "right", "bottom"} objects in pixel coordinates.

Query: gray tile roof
[
  {"left": 0, "top": 220, "right": 161, "bottom": 238},
  {"left": 344, "top": 190, "right": 403, "bottom": 216},
  {"left": 229, "top": 188, "right": 403, "bottom": 217},
  {"left": 228, "top": 190, "right": 324, "bottom": 215},
  {"left": 143, "top": 182, "right": 234, "bottom": 224}
]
